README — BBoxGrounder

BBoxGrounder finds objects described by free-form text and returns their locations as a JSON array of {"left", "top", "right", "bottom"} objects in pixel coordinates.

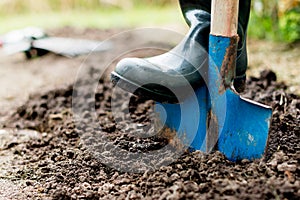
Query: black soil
[{"left": 2, "top": 69, "right": 300, "bottom": 199}]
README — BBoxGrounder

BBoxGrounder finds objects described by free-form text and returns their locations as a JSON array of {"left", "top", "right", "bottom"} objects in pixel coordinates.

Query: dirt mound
[{"left": 2, "top": 69, "right": 299, "bottom": 199}]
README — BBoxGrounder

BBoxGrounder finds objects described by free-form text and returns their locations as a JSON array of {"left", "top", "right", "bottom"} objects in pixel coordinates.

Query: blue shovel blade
[
  {"left": 217, "top": 89, "right": 272, "bottom": 161},
  {"left": 155, "top": 86, "right": 208, "bottom": 152},
  {"left": 207, "top": 34, "right": 272, "bottom": 161},
  {"left": 154, "top": 34, "right": 273, "bottom": 161},
  {"left": 155, "top": 87, "right": 272, "bottom": 161}
]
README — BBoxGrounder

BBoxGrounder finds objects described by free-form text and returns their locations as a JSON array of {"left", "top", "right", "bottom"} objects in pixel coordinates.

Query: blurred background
[
  {"left": 0, "top": 0, "right": 299, "bottom": 102},
  {"left": 0, "top": 0, "right": 299, "bottom": 43}
]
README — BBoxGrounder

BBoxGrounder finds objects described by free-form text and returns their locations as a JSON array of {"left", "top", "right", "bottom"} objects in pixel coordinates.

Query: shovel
[{"left": 155, "top": 0, "right": 272, "bottom": 161}]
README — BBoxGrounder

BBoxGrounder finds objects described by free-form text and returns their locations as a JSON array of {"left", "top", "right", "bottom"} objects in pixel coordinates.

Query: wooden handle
[{"left": 211, "top": 0, "right": 239, "bottom": 37}]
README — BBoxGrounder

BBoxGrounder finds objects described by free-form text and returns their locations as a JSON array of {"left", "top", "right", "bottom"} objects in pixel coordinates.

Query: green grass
[{"left": 0, "top": 5, "right": 183, "bottom": 34}]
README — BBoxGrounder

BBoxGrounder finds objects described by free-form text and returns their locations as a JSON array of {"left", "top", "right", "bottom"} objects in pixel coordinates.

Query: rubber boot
[{"left": 111, "top": 0, "right": 251, "bottom": 103}]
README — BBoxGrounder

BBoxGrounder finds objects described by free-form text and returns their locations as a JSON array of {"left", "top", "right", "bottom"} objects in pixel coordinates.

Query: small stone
[
  {"left": 169, "top": 173, "right": 180, "bottom": 182},
  {"left": 49, "top": 114, "right": 63, "bottom": 120},
  {"left": 277, "top": 163, "right": 297, "bottom": 172},
  {"left": 42, "top": 132, "right": 48, "bottom": 137}
]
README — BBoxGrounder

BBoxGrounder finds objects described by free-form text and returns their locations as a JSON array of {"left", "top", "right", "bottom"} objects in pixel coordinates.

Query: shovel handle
[
  {"left": 211, "top": 0, "right": 239, "bottom": 37},
  {"left": 209, "top": 0, "right": 240, "bottom": 89},
  {"left": 206, "top": 0, "right": 240, "bottom": 152}
]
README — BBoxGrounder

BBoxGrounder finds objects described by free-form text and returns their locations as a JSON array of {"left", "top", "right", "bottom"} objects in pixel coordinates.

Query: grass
[{"left": 0, "top": 5, "right": 183, "bottom": 34}]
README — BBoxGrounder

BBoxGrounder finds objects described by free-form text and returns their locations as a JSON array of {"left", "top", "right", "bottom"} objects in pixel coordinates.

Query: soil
[{"left": 0, "top": 27, "right": 299, "bottom": 199}]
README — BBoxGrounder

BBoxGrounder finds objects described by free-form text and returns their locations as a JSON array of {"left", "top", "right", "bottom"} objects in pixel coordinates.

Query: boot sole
[{"left": 111, "top": 71, "right": 179, "bottom": 103}]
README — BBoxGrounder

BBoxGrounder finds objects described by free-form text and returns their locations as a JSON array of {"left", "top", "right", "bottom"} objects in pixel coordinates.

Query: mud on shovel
[{"left": 155, "top": 0, "right": 272, "bottom": 161}]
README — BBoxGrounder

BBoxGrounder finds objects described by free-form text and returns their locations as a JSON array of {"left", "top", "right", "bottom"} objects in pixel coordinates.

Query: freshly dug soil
[{"left": 2, "top": 69, "right": 299, "bottom": 199}]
